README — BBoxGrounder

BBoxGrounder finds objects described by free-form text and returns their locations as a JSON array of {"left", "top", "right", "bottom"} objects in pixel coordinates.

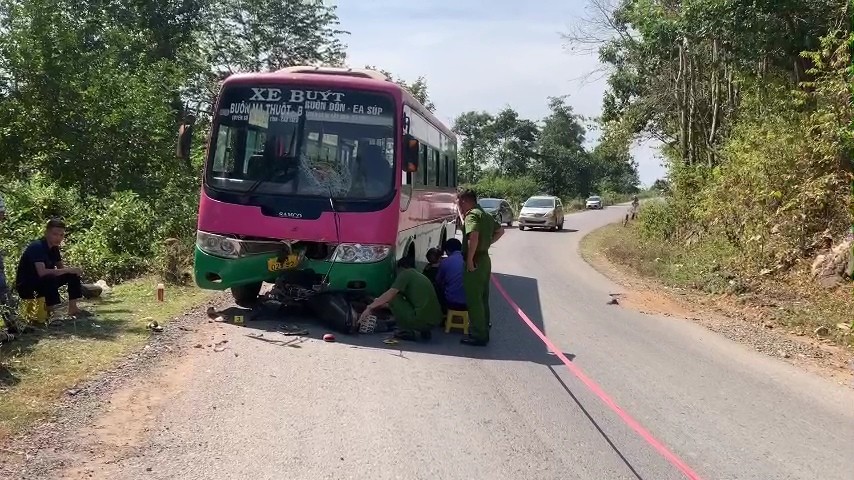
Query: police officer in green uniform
[
  {"left": 359, "top": 256, "right": 443, "bottom": 342},
  {"left": 456, "top": 187, "right": 504, "bottom": 346}
]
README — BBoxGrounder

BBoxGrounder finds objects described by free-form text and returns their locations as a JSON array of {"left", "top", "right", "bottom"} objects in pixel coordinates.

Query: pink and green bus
[{"left": 180, "top": 66, "right": 459, "bottom": 306}]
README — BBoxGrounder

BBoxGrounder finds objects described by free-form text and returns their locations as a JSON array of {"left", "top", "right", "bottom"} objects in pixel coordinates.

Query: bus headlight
[
  {"left": 196, "top": 231, "right": 242, "bottom": 259},
  {"left": 331, "top": 244, "right": 391, "bottom": 263}
]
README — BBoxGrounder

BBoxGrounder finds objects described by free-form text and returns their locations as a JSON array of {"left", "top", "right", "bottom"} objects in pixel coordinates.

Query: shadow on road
[
  {"left": 212, "top": 272, "right": 573, "bottom": 367},
  {"left": 548, "top": 366, "right": 646, "bottom": 480}
]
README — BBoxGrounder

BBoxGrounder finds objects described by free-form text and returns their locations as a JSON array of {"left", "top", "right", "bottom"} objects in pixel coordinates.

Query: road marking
[{"left": 491, "top": 275, "right": 705, "bottom": 480}]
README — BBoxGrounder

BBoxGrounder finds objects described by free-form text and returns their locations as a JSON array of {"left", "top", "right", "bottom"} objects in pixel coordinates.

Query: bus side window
[
  {"left": 431, "top": 148, "right": 439, "bottom": 186},
  {"left": 440, "top": 154, "right": 449, "bottom": 187},
  {"left": 415, "top": 143, "right": 426, "bottom": 186},
  {"left": 420, "top": 144, "right": 428, "bottom": 186},
  {"left": 449, "top": 155, "right": 457, "bottom": 187}
]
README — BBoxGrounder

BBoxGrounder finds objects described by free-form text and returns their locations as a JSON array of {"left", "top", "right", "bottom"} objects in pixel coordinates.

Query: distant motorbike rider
[{"left": 630, "top": 195, "right": 640, "bottom": 220}]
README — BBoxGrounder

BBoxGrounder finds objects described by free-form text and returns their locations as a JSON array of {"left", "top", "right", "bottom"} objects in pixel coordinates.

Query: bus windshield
[{"left": 207, "top": 85, "right": 396, "bottom": 200}]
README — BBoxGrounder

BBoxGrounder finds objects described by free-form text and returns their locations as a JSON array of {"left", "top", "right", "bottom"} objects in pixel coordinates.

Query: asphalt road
[{"left": 79, "top": 206, "right": 854, "bottom": 480}]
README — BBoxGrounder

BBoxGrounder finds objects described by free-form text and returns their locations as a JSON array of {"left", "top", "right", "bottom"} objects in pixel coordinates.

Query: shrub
[
  {"left": 637, "top": 200, "right": 678, "bottom": 241},
  {"left": 0, "top": 174, "right": 199, "bottom": 286}
]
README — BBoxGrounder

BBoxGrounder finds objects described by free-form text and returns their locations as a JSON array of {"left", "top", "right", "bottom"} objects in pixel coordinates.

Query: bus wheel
[
  {"left": 231, "top": 282, "right": 262, "bottom": 308},
  {"left": 519, "top": 226, "right": 526, "bottom": 231}
]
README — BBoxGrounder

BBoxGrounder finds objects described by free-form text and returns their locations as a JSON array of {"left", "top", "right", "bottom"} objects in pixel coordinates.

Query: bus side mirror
[
  {"left": 176, "top": 116, "right": 195, "bottom": 160},
  {"left": 403, "top": 135, "right": 419, "bottom": 172}
]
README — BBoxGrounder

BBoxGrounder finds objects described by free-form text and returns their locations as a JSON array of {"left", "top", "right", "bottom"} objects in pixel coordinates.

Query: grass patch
[
  {"left": 0, "top": 277, "right": 215, "bottom": 437},
  {"left": 582, "top": 222, "right": 854, "bottom": 347}
]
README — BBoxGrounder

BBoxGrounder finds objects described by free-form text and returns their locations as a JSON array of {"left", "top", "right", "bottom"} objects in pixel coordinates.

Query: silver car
[
  {"left": 586, "top": 195, "right": 603, "bottom": 209},
  {"left": 518, "top": 195, "right": 565, "bottom": 231}
]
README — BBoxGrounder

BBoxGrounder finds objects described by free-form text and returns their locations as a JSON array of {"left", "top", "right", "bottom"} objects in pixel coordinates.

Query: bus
[{"left": 178, "top": 66, "right": 459, "bottom": 306}]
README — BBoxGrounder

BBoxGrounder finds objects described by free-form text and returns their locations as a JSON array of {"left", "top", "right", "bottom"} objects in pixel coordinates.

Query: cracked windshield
[{"left": 208, "top": 86, "right": 395, "bottom": 199}]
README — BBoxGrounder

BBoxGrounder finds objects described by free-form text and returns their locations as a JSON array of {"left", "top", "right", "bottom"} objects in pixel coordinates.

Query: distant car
[
  {"left": 478, "top": 198, "right": 514, "bottom": 226},
  {"left": 518, "top": 195, "right": 565, "bottom": 231},
  {"left": 586, "top": 196, "right": 603, "bottom": 209}
]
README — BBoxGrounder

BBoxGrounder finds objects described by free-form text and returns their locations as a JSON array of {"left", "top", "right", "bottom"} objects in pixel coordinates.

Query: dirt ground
[
  {"left": 583, "top": 244, "right": 854, "bottom": 388},
  {"left": 0, "top": 293, "right": 235, "bottom": 480}
]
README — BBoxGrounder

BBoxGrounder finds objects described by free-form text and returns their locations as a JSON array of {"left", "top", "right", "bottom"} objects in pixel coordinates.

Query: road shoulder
[
  {"left": 580, "top": 222, "right": 854, "bottom": 388},
  {"left": 0, "top": 293, "right": 232, "bottom": 480}
]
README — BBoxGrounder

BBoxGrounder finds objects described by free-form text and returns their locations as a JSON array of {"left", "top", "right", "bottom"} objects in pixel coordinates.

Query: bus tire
[{"left": 231, "top": 282, "right": 262, "bottom": 308}]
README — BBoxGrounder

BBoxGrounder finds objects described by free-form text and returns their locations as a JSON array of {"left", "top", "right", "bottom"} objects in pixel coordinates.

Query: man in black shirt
[{"left": 15, "top": 219, "right": 89, "bottom": 318}]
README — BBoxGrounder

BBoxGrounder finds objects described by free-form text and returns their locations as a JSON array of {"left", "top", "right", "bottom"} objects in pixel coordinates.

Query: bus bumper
[{"left": 194, "top": 248, "right": 396, "bottom": 297}]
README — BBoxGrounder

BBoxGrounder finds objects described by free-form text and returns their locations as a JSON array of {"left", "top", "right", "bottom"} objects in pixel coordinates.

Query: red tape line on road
[{"left": 491, "top": 275, "right": 704, "bottom": 480}]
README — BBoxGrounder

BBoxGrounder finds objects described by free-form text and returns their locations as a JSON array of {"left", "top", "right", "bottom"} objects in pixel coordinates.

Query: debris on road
[
  {"left": 280, "top": 324, "right": 309, "bottom": 336},
  {"left": 66, "top": 388, "right": 81, "bottom": 396},
  {"left": 607, "top": 293, "right": 623, "bottom": 305},
  {"left": 147, "top": 320, "right": 164, "bottom": 333},
  {"left": 814, "top": 326, "right": 830, "bottom": 336},
  {"left": 323, "top": 333, "right": 336, "bottom": 342}
]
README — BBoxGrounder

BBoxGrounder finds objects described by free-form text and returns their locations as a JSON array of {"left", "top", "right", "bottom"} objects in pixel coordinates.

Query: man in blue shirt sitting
[
  {"left": 15, "top": 219, "right": 90, "bottom": 319},
  {"left": 435, "top": 238, "right": 466, "bottom": 313}
]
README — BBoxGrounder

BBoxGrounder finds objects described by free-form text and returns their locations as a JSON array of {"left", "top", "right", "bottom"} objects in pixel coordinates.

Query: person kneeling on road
[
  {"left": 359, "top": 256, "right": 442, "bottom": 342},
  {"left": 15, "top": 219, "right": 92, "bottom": 320}
]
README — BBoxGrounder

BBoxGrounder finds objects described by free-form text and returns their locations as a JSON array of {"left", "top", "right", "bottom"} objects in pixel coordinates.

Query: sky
[{"left": 332, "top": 0, "right": 666, "bottom": 187}]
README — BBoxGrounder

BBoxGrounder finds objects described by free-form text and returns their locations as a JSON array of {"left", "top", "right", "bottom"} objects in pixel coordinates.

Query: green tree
[
  {"left": 651, "top": 178, "right": 670, "bottom": 194},
  {"left": 572, "top": 0, "right": 853, "bottom": 275},
  {"left": 487, "top": 108, "right": 539, "bottom": 177},
  {"left": 452, "top": 111, "right": 494, "bottom": 183},
  {"left": 0, "top": 0, "right": 204, "bottom": 196},
  {"left": 533, "top": 97, "right": 590, "bottom": 198},
  {"left": 189, "top": 0, "right": 347, "bottom": 111}
]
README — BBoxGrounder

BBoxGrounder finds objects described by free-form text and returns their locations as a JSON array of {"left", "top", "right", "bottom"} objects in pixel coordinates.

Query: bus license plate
[{"left": 267, "top": 255, "right": 300, "bottom": 272}]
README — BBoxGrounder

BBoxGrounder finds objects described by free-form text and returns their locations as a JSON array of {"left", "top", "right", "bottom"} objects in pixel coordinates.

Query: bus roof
[{"left": 221, "top": 67, "right": 454, "bottom": 139}]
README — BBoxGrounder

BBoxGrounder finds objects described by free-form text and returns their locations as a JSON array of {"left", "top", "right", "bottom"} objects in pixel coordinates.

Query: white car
[
  {"left": 586, "top": 196, "right": 603, "bottom": 209},
  {"left": 518, "top": 195, "right": 565, "bottom": 231}
]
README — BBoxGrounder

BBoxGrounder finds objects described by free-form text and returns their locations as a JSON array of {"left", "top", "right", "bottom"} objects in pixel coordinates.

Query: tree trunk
[
  {"left": 678, "top": 37, "right": 689, "bottom": 164},
  {"left": 708, "top": 38, "right": 720, "bottom": 167}
]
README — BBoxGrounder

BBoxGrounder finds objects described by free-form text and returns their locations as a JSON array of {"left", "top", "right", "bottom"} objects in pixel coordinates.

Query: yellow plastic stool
[
  {"left": 19, "top": 297, "right": 48, "bottom": 325},
  {"left": 444, "top": 309, "right": 470, "bottom": 334}
]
